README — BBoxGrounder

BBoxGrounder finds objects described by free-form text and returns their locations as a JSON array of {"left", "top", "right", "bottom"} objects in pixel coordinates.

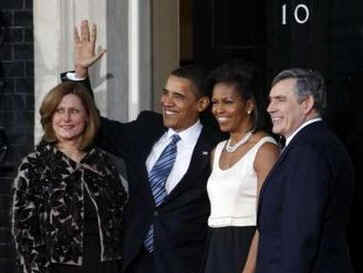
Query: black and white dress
[{"left": 204, "top": 137, "right": 276, "bottom": 273}]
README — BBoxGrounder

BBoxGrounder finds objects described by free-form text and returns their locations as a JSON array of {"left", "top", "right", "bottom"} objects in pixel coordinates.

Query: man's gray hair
[{"left": 271, "top": 68, "right": 327, "bottom": 115}]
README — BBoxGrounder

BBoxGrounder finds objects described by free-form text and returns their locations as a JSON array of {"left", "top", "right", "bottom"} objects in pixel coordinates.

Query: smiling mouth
[
  {"left": 59, "top": 125, "right": 75, "bottom": 130},
  {"left": 216, "top": 117, "right": 229, "bottom": 123},
  {"left": 163, "top": 109, "right": 178, "bottom": 116},
  {"left": 271, "top": 117, "right": 282, "bottom": 123}
]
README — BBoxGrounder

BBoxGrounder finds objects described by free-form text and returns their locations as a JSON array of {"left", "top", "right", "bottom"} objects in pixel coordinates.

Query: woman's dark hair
[{"left": 205, "top": 60, "right": 271, "bottom": 132}]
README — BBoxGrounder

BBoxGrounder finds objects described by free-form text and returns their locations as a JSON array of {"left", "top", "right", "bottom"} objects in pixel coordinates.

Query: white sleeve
[{"left": 66, "top": 72, "right": 87, "bottom": 81}]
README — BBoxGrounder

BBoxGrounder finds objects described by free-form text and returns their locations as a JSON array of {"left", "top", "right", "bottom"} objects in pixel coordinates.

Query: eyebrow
[
  {"left": 162, "top": 88, "right": 185, "bottom": 96},
  {"left": 270, "top": 95, "right": 286, "bottom": 100}
]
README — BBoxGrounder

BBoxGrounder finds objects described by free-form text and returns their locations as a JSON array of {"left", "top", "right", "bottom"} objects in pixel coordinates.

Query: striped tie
[{"left": 144, "top": 134, "right": 181, "bottom": 252}]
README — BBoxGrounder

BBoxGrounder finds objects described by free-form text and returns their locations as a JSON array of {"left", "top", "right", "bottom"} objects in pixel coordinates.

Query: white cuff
[{"left": 66, "top": 72, "right": 87, "bottom": 81}]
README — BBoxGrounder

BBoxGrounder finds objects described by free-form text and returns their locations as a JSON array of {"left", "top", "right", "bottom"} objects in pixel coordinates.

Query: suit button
[{"left": 154, "top": 211, "right": 159, "bottom": 216}]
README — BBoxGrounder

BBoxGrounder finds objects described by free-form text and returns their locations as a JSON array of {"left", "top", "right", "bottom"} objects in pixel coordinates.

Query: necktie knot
[{"left": 170, "top": 134, "right": 181, "bottom": 146}]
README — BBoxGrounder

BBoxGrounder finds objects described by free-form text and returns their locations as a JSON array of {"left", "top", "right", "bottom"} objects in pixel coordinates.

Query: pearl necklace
[{"left": 225, "top": 131, "right": 253, "bottom": 153}]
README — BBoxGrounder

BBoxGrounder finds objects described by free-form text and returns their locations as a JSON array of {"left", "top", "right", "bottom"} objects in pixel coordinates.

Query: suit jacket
[
  {"left": 256, "top": 121, "right": 354, "bottom": 273},
  {"left": 96, "top": 111, "right": 221, "bottom": 273}
]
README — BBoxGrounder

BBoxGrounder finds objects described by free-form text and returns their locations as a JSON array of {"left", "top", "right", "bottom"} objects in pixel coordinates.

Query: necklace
[{"left": 225, "top": 131, "right": 253, "bottom": 153}]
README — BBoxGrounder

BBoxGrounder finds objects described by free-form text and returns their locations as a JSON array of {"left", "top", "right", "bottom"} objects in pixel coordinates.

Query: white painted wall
[
  {"left": 34, "top": 0, "right": 178, "bottom": 144},
  {"left": 152, "top": 0, "right": 179, "bottom": 112}
]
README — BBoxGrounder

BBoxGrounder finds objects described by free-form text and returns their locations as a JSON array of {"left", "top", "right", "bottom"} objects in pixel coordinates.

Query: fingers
[
  {"left": 96, "top": 47, "right": 107, "bottom": 61},
  {"left": 81, "top": 20, "right": 90, "bottom": 41},
  {"left": 90, "top": 24, "right": 97, "bottom": 45},
  {"left": 74, "top": 26, "right": 80, "bottom": 44},
  {"left": 89, "top": 47, "right": 107, "bottom": 65},
  {"left": 86, "top": 48, "right": 107, "bottom": 67}
]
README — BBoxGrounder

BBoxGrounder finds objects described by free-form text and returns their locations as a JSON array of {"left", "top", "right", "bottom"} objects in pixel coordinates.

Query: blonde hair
[{"left": 39, "top": 82, "right": 100, "bottom": 150}]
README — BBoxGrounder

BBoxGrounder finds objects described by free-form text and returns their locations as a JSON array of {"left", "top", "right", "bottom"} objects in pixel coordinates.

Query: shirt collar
[
  {"left": 285, "top": 117, "right": 322, "bottom": 147},
  {"left": 166, "top": 119, "right": 202, "bottom": 146}
]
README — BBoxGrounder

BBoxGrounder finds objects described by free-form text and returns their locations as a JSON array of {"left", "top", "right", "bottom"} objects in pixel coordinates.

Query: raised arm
[
  {"left": 74, "top": 20, "right": 106, "bottom": 78},
  {"left": 62, "top": 20, "right": 140, "bottom": 158}
]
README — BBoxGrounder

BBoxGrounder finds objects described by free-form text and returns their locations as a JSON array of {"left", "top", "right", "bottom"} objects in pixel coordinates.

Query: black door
[{"left": 192, "top": 1, "right": 362, "bottom": 271}]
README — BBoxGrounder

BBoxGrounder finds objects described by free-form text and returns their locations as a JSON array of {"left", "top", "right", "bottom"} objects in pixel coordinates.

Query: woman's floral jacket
[{"left": 11, "top": 141, "right": 128, "bottom": 273}]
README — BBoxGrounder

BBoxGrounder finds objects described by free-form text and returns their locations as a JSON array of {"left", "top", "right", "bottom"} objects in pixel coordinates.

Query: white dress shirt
[
  {"left": 68, "top": 70, "right": 202, "bottom": 194},
  {"left": 146, "top": 120, "right": 202, "bottom": 194},
  {"left": 285, "top": 117, "right": 322, "bottom": 147}
]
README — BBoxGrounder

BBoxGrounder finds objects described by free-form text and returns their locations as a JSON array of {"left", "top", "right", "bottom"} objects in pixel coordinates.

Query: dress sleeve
[{"left": 11, "top": 155, "right": 50, "bottom": 273}]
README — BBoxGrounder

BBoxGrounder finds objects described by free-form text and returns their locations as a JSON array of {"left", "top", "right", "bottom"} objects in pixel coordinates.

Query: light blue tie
[{"left": 144, "top": 134, "right": 181, "bottom": 252}]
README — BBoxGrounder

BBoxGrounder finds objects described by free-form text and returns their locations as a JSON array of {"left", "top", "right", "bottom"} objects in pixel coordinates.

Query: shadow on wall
[
  {"left": 0, "top": 12, "right": 7, "bottom": 165},
  {"left": 325, "top": 73, "right": 363, "bottom": 273},
  {"left": 0, "top": 128, "right": 7, "bottom": 163}
]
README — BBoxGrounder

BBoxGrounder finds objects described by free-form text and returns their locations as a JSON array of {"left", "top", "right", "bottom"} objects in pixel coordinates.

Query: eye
[
  {"left": 173, "top": 93, "right": 185, "bottom": 100},
  {"left": 55, "top": 108, "right": 64, "bottom": 114},
  {"left": 221, "top": 98, "right": 234, "bottom": 104},
  {"left": 277, "top": 97, "right": 286, "bottom": 102}
]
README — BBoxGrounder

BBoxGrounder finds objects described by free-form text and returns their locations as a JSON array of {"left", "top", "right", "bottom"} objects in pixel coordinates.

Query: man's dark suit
[
  {"left": 256, "top": 121, "right": 354, "bottom": 273},
  {"left": 96, "top": 111, "right": 221, "bottom": 273}
]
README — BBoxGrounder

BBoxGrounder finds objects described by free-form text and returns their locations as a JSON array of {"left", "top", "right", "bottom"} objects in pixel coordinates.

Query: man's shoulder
[
  {"left": 133, "top": 111, "right": 166, "bottom": 140},
  {"left": 289, "top": 122, "right": 352, "bottom": 166},
  {"left": 297, "top": 122, "right": 342, "bottom": 147},
  {"left": 137, "top": 111, "right": 163, "bottom": 125},
  {"left": 292, "top": 121, "right": 329, "bottom": 144},
  {"left": 199, "top": 124, "right": 225, "bottom": 148}
]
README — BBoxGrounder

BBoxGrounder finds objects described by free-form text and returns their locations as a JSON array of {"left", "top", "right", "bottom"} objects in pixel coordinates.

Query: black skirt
[{"left": 204, "top": 226, "right": 256, "bottom": 273}]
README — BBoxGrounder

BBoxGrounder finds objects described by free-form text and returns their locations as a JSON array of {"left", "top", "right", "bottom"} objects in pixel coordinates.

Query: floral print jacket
[{"left": 11, "top": 141, "right": 128, "bottom": 273}]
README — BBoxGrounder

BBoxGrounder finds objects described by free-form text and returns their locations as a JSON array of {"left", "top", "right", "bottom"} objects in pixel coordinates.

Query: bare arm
[{"left": 241, "top": 142, "right": 279, "bottom": 273}]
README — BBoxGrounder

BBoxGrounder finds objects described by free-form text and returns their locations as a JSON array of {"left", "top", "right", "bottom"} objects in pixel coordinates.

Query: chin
[
  {"left": 271, "top": 125, "right": 279, "bottom": 133},
  {"left": 217, "top": 124, "right": 231, "bottom": 133},
  {"left": 219, "top": 127, "right": 230, "bottom": 133},
  {"left": 56, "top": 134, "right": 83, "bottom": 142},
  {"left": 163, "top": 120, "right": 176, "bottom": 129}
]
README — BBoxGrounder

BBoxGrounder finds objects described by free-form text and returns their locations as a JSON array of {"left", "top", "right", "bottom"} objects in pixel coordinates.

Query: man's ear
[
  {"left": 246, "top": 99, "right": 255, "bottom": 114},
  {"left": 302, "top": 95, "right": 315, "bottom": 114},
  {"left": 197, "top": 96, "right": 210, "bottom": 112}
]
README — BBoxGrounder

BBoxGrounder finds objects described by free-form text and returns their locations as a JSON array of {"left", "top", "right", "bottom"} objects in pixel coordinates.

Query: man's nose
[
  {"left": 162, "top": 95, "right": 173, "bottom": 106},
  {"left": 267, "top": 101, "right": 274, "bottom": 113}
]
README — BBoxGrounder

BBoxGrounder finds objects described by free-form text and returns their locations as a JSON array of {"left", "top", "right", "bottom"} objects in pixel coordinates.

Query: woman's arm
[
  {"left": 241, "top": 142, "right": 279, "bottom": 273},
  {"left": 11, "top": 155, "right": 50, "bottom": 273}
]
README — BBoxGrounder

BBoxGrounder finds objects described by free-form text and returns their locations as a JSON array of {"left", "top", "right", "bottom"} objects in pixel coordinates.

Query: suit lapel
[
  {"left": 164, "top": 127, "right": 213, "bottom": 203},
  {"left": 257, "top": 121, "right": 325, "bottom": 224},
  {"left": 257, "top": 135, "right": 300, "bottom": 225},
  {"left": 134, "top": 127, "right": 167, "bottom": 205}
]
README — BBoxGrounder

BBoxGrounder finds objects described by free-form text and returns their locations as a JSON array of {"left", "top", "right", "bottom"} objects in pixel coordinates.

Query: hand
[{"left": 74, "top": 20, "right": 106, "bottom": 78}]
